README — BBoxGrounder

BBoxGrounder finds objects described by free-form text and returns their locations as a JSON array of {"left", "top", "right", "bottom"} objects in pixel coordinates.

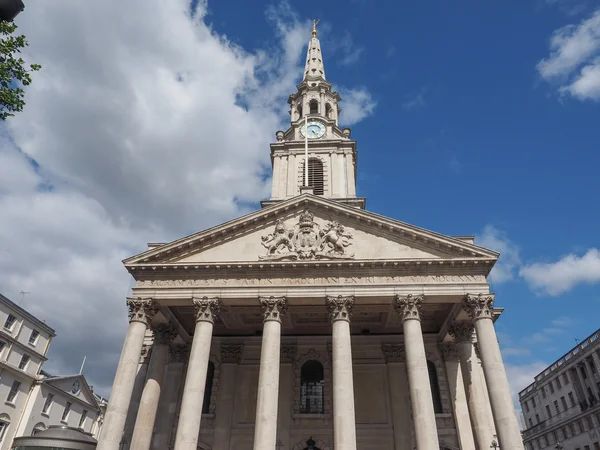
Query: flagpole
[
  {"left": 79, "top": 356, "right": 86, "bottom": 375},
  {"left": 304, "top": 114, "right": 309, "bottom": 187}
]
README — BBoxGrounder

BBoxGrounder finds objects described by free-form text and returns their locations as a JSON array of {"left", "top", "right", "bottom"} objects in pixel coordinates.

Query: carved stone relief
[
  {"left": 382, "top": 343, "right": 405, "bottom": 363},
  {"left": 260, "top": 210, "right": 354, "bottom": 261}
]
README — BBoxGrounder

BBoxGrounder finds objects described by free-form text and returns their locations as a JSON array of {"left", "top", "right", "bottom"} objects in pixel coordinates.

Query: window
[
  {"left": 579, "top": 420, "right": 584, "bottom": 432},
  {"left": 42, "top": 393, "right": 54, "bottom": 414},
  {"left": 585, "top": 446, "right": 591, "bottom": 450},
  {"left": 528, "top": 418, "right": 533, "bottom": 428},
  {"left": 309, "top": 100, "right": 318, "bottom": 115},
  {"left": 554, "top": 400, "right": 560, "bottom": 413},
  {"left": 428, "top": 360, "right": 443, "bottom": 414},
  {"left": 552, "top": 431, "right": 558, "bottom": 443},
  {"left": 31, "top": 423, "right": 45, "bottom": 436},
  {"left": 0, "top": 420, "right": 8, "bottom": 442},
  {"left": 532, "top": 397, "right": 537, "bottom": 408},
  {"left": 570, "top": 423, "right": 575, "bottom": 435},
  {"left": 542, "top": 387, "right": 547, "bottom": 398},
  {"left": 202, "top": 361, "right": 214, "bottom": 414},
  {"left": 28, "top": 330, "right": 39, "bottom": 346},
  {"left": 0, "top": 341, "right": 6, "bottom": 355},
  {"left": 3, "top": 314, "right": 16, "bottom": 331},
  {"left": 79, "top": 410, "right": 88, "bottom": 428},
  {"left": 301, "top": 158, "right": 325, "bottom": 195},
  {"left": 556, "top": 377, "right": 562, "bottom": 389},
  {"left": 61, "top": 402, "right": 72, "bottom": 422},
  {"left": 7, "top": 380, "right": 20, "bottom": 403},
  {"left": 588, "top": 416, "right": 594, "bottom": 429},
  {"left": 546, "top": 405, "right": 552, "bottom": 417},
  {"left": 564, "top": 373, "right": 569, "bottom": 384},
  {"left": 549, "top": 382, "right": 555, "bottom": 394},
  {"left": 524, "top": 402, "right": 530, "bottom": 413},
  {"left": 536, "top": 413, "right": 540, "bottom": 423},
  {"left": 18, "top": 354, "right": 30, "bottom": 370},
  {"left": 561, "top": 396, "right": 568, "bottom": 410},
  {"left": 568, "top": 391, "right": 575, "bottom": 406},
  {"left": 325, "top": 103, "right": 332, "bottom": 118},
  {"left": 593, "top": 442, "right": 599, "bottom": 450},
  {"left": 300, "top": 360, "right": 324, "bottom": 414}
]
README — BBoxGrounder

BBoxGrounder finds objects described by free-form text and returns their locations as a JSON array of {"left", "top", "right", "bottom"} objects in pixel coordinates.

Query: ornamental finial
[{"left": 312, "top": 19, "right": 319, "bottom": 38}]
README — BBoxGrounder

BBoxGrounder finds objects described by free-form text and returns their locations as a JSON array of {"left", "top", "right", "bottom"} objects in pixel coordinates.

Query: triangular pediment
[
  {"left": 124, "top": 195, "right": 498, "bottom": 270},
  {"left": 44, "top": 375, "right": 99, "bottom": 409}
]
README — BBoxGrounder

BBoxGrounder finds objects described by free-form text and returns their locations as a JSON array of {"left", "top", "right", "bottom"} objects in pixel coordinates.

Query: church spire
[{"left": 304, "top": 19, "right": 326, "bottom": 81}]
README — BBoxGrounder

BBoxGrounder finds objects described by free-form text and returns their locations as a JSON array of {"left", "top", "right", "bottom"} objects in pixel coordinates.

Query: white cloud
[
  {"left": 520, "top": 248, "right": 600, "bottom": 295},
  {"left": 475, "top": 225, "right": 521, "bottom": 284},
  {"left": 537, "top": 9, "right": 600, "bottom": 100},
  {"left": 502, "top": 347, "right": 532, "bottom": 357},
  {"left": 1, "top": 0, "right": 374, "bottom": 396},
  {"left": 338, "top": 87, "right": 377, "bottom": 126}
]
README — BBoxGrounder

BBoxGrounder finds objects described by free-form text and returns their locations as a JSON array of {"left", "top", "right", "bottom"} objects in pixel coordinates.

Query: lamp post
[
  {"left": 0, "top": 0, "right": 25, "bottom": 21},
  {"left": 555, "top": 442, "right": 564, "bottom": 450},
  {"left": 490, "top": 439, "right": 499, "bottom": 449}
]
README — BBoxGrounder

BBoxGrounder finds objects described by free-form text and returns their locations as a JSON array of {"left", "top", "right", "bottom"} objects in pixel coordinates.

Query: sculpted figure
[
  {"left": 261, "top": 220, "right": 294, "bottom": 256},
  {"left": 320, "top": 221, "right": 352, "bottom": 255}
]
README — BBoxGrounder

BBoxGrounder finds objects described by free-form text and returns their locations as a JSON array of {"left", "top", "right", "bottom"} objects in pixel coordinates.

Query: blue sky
[{"left": 0, "top": 0, "right": 599, "bottom": 401}]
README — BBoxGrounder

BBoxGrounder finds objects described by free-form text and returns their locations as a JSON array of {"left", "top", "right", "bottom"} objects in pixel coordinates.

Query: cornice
[
  {"left": 0, "top": 360, "right": 36, "bottom": 382},
  {"left": 123, "top": 195, "right": 499, "bottom": 270},
  {"left": 38, "top": 379, "right": 102, "bottom": 412}
]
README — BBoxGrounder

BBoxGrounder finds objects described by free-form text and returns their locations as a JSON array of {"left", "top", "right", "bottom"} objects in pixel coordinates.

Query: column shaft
[
  {"left": 585, "top": 358, "right": 600, "bottom": 400},
  {"left": 174, "top": 298, "right": 219, "bottom": 450},
  {"left": 383, "top": 344, "right": 413, "bottom": 450},
  {"left": 213, "top": 345, "right": 242, "bottom": 449},
  {"left": 396, "top": 295, "right": 439, "bottom": 450},
  {"left": 327, "top": 295, "right": 357, "bottom": 450},
  {"left": 130, "top": 325, "right": 176, "bottom": 450},
  {"left": 277, "top": 345, "right": 295, "bottom": 450},
  {"left": 465, "top": 294, "right": 524, "bottom": 450},
  {"left": 98, "top": 299, "right": 157, "bottom": 450}
]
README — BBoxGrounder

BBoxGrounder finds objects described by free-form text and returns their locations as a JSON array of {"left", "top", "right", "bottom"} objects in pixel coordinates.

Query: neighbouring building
[
  {"left": 519, "top": 328, "right": 600, "bottom": 450},
  {"left": 0, "top": 293, "right": 105, "bottom": 449},
  {"left": 98, "top": 22, "right": 525, "bottom": 450}
]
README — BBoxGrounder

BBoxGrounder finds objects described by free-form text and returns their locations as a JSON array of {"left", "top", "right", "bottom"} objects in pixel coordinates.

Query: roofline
[
  {"left": 0, "top": 293, "right": 56, "bottom": 336},
  {"left": 518, "top": 327, "right": 600, "bottom": 397}
]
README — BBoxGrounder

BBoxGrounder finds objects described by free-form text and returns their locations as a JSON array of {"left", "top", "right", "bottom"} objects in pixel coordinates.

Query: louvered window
[{"left": 302, "top": 158, "right": 324, "bottom": 195}]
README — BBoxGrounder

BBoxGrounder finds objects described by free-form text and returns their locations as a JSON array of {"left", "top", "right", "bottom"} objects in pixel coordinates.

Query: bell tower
[{"left": 263, "top": 20, "right": 365, "bottom": 209}]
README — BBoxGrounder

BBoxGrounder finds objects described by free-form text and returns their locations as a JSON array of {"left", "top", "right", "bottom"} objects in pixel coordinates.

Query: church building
[{"left": 97, "top": 22, "right": 524, "bottom": 450}]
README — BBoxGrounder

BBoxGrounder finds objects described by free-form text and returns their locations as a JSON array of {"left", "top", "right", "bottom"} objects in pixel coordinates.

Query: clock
[
  {"left": 71, "top": 380, "right": 80, "bottom": 395},
  {"left": 300, "top": 121, "right": 326, "bottom": 139}
]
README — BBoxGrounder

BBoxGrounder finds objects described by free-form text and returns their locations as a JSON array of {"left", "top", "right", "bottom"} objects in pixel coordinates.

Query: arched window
[
  {"left": 301, "top": 158, "right": 324, "bottom": 195},
  {"left": 31, "top": 422, "right": 46, "bottom": 436},
  {"left": 300, "top": 360, "right": 324, "bottom": 414},
  {"left": 325, "top": 103, "right": 332, "bottom": 118},
  {"left": 428, "top": 360, "right": 443, "bottom": 414},
  {"left": 297, "top": 105, "right": 303, "bottom": 119},
  {"left": 309, "top": 100, "right": 318, "bottom": 115},
  {"left": 202, "top": 361, "right": 215, "bottom": 414}
]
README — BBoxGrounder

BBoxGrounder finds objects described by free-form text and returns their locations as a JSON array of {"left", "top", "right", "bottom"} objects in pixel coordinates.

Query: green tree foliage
[{"left": 0, "top": 20, "right": 40, "bottom": 120}]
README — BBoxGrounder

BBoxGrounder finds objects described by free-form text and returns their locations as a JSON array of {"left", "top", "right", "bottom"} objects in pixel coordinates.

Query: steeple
[
  {"left": 304, "top": 19, "right": 326, "bottom": 81},
  {"left": 264, "top": 22, "right": 365, "bottom": 210}
]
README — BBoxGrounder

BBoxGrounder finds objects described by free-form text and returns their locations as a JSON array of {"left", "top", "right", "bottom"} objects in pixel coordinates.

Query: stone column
[
  {"left": 382, "top": 343, "right": 413, "bottom": 450},
  {"left": 174, "top": 297, "right": 220, "bottom": 450},
  {"left": 121, "top": 346, "right": 151, "bottom": 447},
  {"left": 277, "top": 344, "right": 296, "bottom": 449},
  {"left": 130, "top": 324, "right": 177, "bottom": 450},
  {"left": 213, "top": 344, "right": 242, "bottom": 449},
  {"left": 449, "top": 321, "right": 496, "bottom": 450},
  {"left": 327, "top": 295, "right": 357, "bottom": 450},
  {"left": 441, "top": 343, "right": 476, "bottom": 450},
  {"left": 395, "top": 294, "right": 440, "bottom": 450},
  {"left": 151, "top": 345, "right": 188, "bottom": 450},
  {"left": 576, "top": 364, "right": 589, "bottom": 403},
  {"left": 253, "top": 297, "right": 287, "bottom": 450},
  {"left": 584, "top": 359, "right": 600, "bottom": 400},
  {"left": 97, "top": 299, "right": 158, "bottom": 450},
  {"left": 463, "top": 294, "right": 524, "bottom": 450}
]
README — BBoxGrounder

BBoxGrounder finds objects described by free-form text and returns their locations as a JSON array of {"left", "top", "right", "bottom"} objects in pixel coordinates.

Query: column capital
[
  {"left": 394, "top": 294, "right": 423, "bottom": 322},
  {"left": 462, "top": 293, "right": 496, "bottom": 321},
  {"left": 127, "top": 298, "right": 159, "bottom": 325},
  {"left": 221, "top": 343, "right": 242, "bottom": 364},
  {"left": 152, "top": 323, "right": 178, "bottom": 345},
  {"left": 192, "top": 296, "right": 221, "bottom": 323},
  {"left": 280, "top": 344, "right": 297, "bottom": 363},
  {"left": 326, "top": 295, "right": 354, "bottom": 322},
  {"left": 448, "top": 321, "right": 475, "bottom": 343},
  {"left": 259, "top": 296, "right": 287, "bottom": 323},
  {"left": 140, "top": 343, "right": 152, "bottom": 364},
  {"left": 382, "top": 343, "right": 405, "bottom": 363},
  {"left": 440, "top": 343, "right": 460, "bottom": 361},
  {"left": 169, "top": 344, "right": 190, "bottom": 363}
]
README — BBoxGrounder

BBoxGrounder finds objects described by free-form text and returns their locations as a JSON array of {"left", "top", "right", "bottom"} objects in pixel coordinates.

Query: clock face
[
  {"left": 72, "top": 380, "right": 80, "bottom": 394},
  {"left": 300, "top": 121, "right": 326, "bottom": 139}
]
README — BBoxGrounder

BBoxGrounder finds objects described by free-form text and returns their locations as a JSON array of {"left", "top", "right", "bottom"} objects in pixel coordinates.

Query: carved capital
[
  {"left": 140, "top": 344, "right": 152, "bottom": 364},
  {"left": 326, "top": 295, "right": 354, "bottom": 322},
  {"left": 394, "top": 294, "right": 423, "bottom": 322},
  {"left": 259, "top": 296, "right": 287, "bottom": 323},
  {"left": 463, "top": 293, "right": 495, "bottom": 321},
  {"left": 382, "top": 343, "right": 405, "bottom": 363},
  {"left": 473, "top": 341, "right": 481, "bottom": 360},
  {"left": 169, "top": 344, "right": 190, "bottom": 363},
  {"left": 441, "top": 343, "right": 459, "bottom": 361},
  {"left": 127, "top": 298, "right": 159, "bottom": 325},
  {"left": 152, "top": 323, "right": 178, "bottom": 345},
  {"left": 221, "top": 344, "right": 242, "bottom": 364},
  {"left": 448, "top": 321, "right": 475, "bottom": 343},
  {"left": 280, "top": 344, "right": 296, "bottom": 363},
  {"left": 192, "top": 297, "right": 220, "bottom": 323}
]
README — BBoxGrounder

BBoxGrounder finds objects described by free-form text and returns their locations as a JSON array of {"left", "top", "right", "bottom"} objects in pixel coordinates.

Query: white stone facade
[
  {"left": 0, "top": 293, "right": 105, "bottom": 449},
  {"left": 519, "top": 329, "right": 600, "bottom": 450},
  {"left": 98, "top": 26, "right": 524, "bottom": 450}
]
